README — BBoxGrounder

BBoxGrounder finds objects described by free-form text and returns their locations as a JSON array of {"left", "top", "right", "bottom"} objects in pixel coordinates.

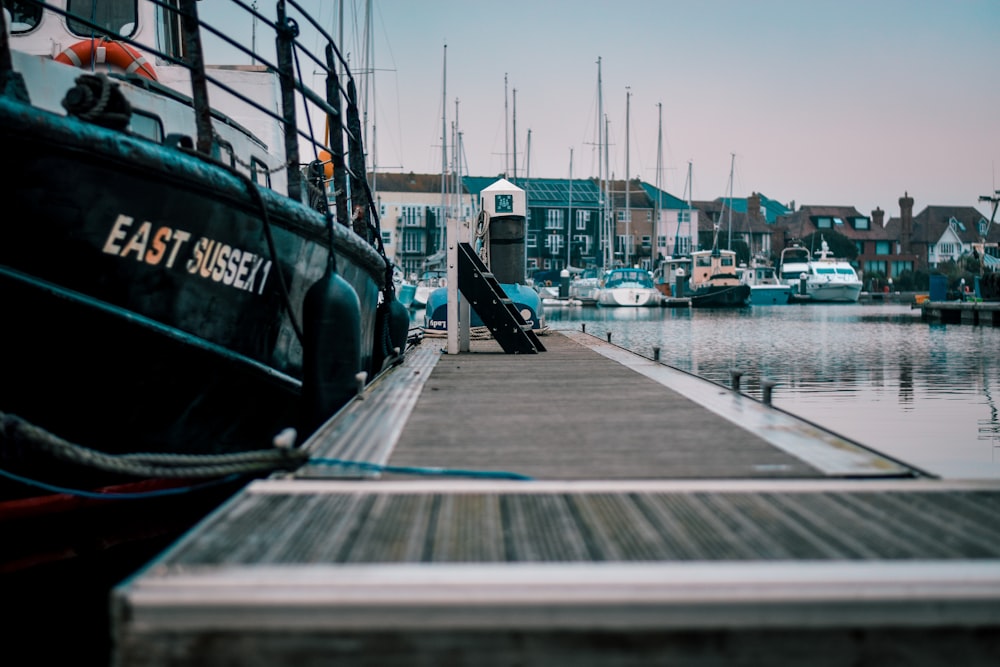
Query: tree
[{"left": 798, "top": 230, "right": 857, "bottom": 261}]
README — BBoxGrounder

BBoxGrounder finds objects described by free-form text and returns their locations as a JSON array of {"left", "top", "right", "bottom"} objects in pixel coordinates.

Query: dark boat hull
[
  {"left": 0, "top": 97, "right": 386, "bottom": 495},
  {"left": 687, "top": 283, "right": 752, "bottom": 308}
]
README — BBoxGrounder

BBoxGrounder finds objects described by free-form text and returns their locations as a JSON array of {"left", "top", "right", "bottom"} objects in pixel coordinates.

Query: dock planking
[{"left": 111, "top": 331, "right": 1000, "bottom": 667}]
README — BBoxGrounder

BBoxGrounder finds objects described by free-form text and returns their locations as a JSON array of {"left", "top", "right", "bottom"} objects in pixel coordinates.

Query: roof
[
  {"left": 639, "top": 182, "right": 689, "bottom": 209},
  {"left": 373, "top": 172, "right": 459, "bottom": 194},
  {"left": 465, "top": 176, "right": 604, "bottom": 207},
  {"left": 775, "top": 205, "right": 870, "bottom": 241},
  {"left": 906, "top": 205, "right": 1000, "bottom": 245},
  {"left": 604, "top": 179, "right": 655, "bottom": 209}
]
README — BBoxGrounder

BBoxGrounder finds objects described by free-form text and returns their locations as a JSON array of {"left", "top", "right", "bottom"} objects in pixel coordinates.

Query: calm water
[{"left": 422, "top": 302, "right": 1000, "bottom": 480}]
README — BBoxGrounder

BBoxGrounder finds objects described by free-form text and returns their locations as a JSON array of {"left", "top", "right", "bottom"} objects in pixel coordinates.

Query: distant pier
[{"left": 919, "top": 300, "right": 1000, "bottom": 326}]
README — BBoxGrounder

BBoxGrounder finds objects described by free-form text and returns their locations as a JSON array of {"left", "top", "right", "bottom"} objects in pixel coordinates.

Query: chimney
[
  {"left": 899, "top": 192, "right": 914, "bottom": 254},
  {"left": 872, "top": 207, "right": 884, "bottom": 228},
  {"left": 747, "top": 192, "right": 762, "bottom": 222}
]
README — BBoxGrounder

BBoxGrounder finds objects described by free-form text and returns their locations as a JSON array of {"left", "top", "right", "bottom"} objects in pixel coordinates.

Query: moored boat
[
  {"left": 568, "top": 268, "right": 602, "bottom": 306},
  {"left": 423, "top": 282, "right": 546, "bottom": 335},
  {"left": 779, "top": 239, "right": 863, "bottom": 303},
  {"left": 596, "top": 267, "right": 662, "bottom": 307},
  {"left": 685, "top": 246, "right": 751, "bottom": 308},
  {"left": 738, "top": 255, "right": 794, "bottom": 305},
  {"left": 0, "top": 0, "right": 409, "bottom": 571}
]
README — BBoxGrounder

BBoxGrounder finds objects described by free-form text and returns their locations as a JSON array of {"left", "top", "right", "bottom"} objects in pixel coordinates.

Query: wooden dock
[{"left": 111, "top": 331, "right": 1000, "bottom": 666}]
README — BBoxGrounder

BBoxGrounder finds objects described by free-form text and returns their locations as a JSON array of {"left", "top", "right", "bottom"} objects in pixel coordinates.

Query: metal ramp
[{"left": 457, "top": 242, "right": 545, "bottom": 354}]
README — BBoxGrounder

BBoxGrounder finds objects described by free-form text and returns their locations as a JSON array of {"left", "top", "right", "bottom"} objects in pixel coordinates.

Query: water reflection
[{"left": 543, "top": 303, "right": 1000, "bottom": 479}]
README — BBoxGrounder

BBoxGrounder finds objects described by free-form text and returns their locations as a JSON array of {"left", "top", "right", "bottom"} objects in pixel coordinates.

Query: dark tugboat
[{"left": 0, "top": 0, "right": 409, "bottom": 574}]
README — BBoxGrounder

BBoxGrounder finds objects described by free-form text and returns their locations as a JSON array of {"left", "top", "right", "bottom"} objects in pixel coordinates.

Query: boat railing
[{"left": 6, "top": 1, "right": 381, "bottom": 247}]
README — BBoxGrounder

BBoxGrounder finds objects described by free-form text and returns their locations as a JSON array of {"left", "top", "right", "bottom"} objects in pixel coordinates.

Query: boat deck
[{"left": 111, "top": 331, "right": 1000, "bottom": 667}]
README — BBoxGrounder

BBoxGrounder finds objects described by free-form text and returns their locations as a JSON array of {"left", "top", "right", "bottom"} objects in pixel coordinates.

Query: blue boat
[
  {"left": 738, "top": 256, "right": 794, "bottom": 305},
  {"left": 423, "top": 283, "right": 546, "bottom": 335}
]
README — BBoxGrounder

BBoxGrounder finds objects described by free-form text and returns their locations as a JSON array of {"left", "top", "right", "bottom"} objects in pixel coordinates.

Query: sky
[{"left": 202, "top": 0, "right": 1000, "bottom": 221}]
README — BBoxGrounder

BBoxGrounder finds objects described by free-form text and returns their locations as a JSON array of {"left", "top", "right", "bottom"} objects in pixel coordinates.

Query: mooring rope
[
  {"left": 0, "top": 411, "right": 307, "bottom": 479},
  {"left": 0, "top": 410, "right": 533, "bottom": 497}
]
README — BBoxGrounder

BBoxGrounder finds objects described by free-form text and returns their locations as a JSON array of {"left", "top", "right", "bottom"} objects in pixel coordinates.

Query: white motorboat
[
  {"left": 779, "top": 239, "right": 863, "bottom": 303},
  {"left": 596, "top": 268, "right": 661, "bottom": 307}
]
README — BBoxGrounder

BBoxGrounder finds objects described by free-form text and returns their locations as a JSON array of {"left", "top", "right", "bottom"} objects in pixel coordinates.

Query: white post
[
  {"left": 446, "top": 217, "right": 459, "bottom": 354},
  {"left": 459, "top": 218, "right": 471, "bottom": 352},
  {"left": 446, "top": 216, "right": 471, "bottom": 354}
]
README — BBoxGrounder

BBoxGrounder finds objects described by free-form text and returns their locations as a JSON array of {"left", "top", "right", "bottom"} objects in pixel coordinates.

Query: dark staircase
[{"left": 456, "top": 243, "right": 545, "bottom": 354}]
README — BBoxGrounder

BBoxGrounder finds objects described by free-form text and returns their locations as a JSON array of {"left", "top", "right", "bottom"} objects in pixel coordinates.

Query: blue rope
[
  {"left": 0, "top": 466, "right": 244, "bottom": 500},
  {"left": 309, "top": 457, "right": 534, "bottom": 480},
  {"left": 0, "top": 456, "right": 532, "bottom": 503}
]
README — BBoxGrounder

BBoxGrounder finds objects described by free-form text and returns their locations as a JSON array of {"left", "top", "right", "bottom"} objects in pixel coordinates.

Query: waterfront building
[{"left": 369, "top": 172, "right": 999, "bottom": 286}]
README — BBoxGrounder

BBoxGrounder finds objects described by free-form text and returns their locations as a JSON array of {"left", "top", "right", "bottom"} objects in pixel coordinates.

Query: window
[
  {"left": 5, "top": 0, "right": 43, "bottom": 32},
  {"left": 401, "top": 205, "right": 423, "bottom": 227},
  {"left": 401, "top": 230, "right": 424, "bottom": 253},
  {"left": 67, "top": 0, "right": 138, "bottom": 37},
  {"left": 546, "top": 209, "right": 563, "bottom": 230},
  {"left": 128, "top": 110, "right": 163, "bottom": 142},
  {"left": 215, "top": 139, "right": 236, "bottom": 169},
  {"left": 979, "top": 218, "right": 988, "bottom": 235},
  {"left": 641, "top": 235, "right": 652, "bottom": 248},
  {"left": 875, "top": 241, "right": 890, "bottom": 255},
  {"left": 815, "top": 217, "right": 832, "bottom": 229},
  {"left": 381, "top": 231, "right": 393, "bottom": 247},
  {"left": 671, "top": 236, "right": 691, "bottom": 255},
  {"left": 250, "top": 157, "right": 271, "bottom": 188},
  {"left": 853, "top": 217, "right": 870, "bottom": 230},
  {"left": 616, "top": 234, "right": 633, "bottom": 255},
  {"left": 938, "top": 242, "right": 955, "bottom": 256},
  {"left": 572, "top": 234, "right": 591, "bottom": 255},
  {"left": 678, "top": 210, "right": 691, "bottom": 223},
  {"left": 526, "top": 233, "right": 537, "bottom": 249},
  {"left": 617, "top": 210, "right": 632, "bottom": 223},
  {"left": 864, "top": 260, "right": 887, "bottom": 275},
  {"left": 575, "top": 210, "right": 590, "bottom": 230},
  {"left": 545, "top": 234, "right": 564, "bottom": 254},
  {"left": 891, "top": 260, "right": 913, "bottom": 276}
]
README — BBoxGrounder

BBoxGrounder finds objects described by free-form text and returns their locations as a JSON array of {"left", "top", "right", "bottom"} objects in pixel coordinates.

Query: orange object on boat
[{"left": 55, "top": 38, "right": 158, "bottom": 81}]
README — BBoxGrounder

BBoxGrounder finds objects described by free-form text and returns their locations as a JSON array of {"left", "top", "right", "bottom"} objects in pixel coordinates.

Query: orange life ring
[{"left": 55, "top": 38, "right": 158, "bottom": 82}]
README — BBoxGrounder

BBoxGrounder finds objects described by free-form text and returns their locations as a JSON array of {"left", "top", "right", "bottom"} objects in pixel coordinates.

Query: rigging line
[{"left": 240, "top": 171, "right": 306, "bottom": 345}]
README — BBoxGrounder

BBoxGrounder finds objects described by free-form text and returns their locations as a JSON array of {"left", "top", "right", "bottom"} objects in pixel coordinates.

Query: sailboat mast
[
  {"left": 675, "top": 160, "right": 692, "bottom": 256},
  {"left": 655, "top": 102, "right": 662, "bottom": 268},
  {"left": 604, "top": 115, "right": 611, "bottom": 268},
  {"left": 596, "top": 57, "right": 607, "bottom": 268},
  {"left": 453, "top": 98, "right": 460, "bottom": 223},
  {"left": 364, "top": 0, "right": 376, "bottom": 198},
  {"left": 504, "top": 73, "right": 509, "bottom": 179},
  {"left": 439, "top": 44, "right": 447, "bottom": 252},
  {"left": 525, "top": 128, "right": 531, "bottom": 180},
  {"left": 625, "top": 87, "right": 631, "bottom": 267},
  {"left": 726, "top": 152, "right": 735, "bottom": 251},
  {"left": 567, "top": 148, "right": 574, "bottom": 266},
  {"left": 512, "top": 88, "right": 518, "bottom": 182}
]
